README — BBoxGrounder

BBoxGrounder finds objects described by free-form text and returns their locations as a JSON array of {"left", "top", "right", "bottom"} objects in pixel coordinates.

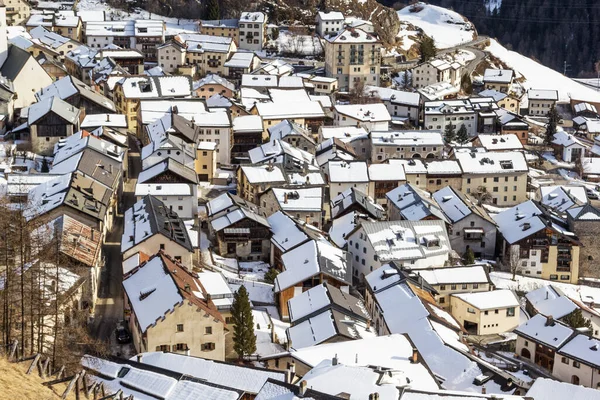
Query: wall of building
[
  {"left": 123, "top": 235, "right": 193, "bottom": 269},
  {"left": 448, "top": 215, "right": 497, "bottom": 259},
  {"left": 424, "top": 112, "right": 477, "bottom": 137},
  {"left": 433, "top": 282, "right": 491, "bottom": 309},
  {"left": 461, "top": 172, "right": 528, "bottom": 206},
  {"left": 371, "top": 144, "right": 442, "bottom": 162},
  {"left": 552, "top": 355, "right": 600, "bottom": 388},
  {"left": 450, "top": 297, "right": 519, "bottom": 335},
  {"left": 529, "top": 99, "right": 555, "bottom": 116},
  {"left": 540, "top": 245, "right": 580, "bottom": 284}
]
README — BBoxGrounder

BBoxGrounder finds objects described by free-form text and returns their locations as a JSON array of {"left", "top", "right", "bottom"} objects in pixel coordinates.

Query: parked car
[
  {"left": 587, "top": 189, "right": 599, "bottom": 200},
  {"left": 115, "top": 323, "right": 132, "bottom": 344}
]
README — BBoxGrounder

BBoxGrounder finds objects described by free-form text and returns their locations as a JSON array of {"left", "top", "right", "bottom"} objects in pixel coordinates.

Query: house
[
  {"left": 325, "top": 160, "right": 369, "bottom": 199},
  {"left": 432, "top": 186, "right": 497, "bottom": 258},
  {"left": 554, "top": 333, "right": 600, "bottom": 387},
  {"left": 324, "top": 28, "right": 381, "bottom": 91},
  {"left": 286, "top": 282, "right": 373, "bottom": 349},
  {"left": 449, "top": 290, "right": 520, "bottom": 335},
  {"left": 424, "top": 99, "right": 477, "bottom": 137},
  {"left": 248, "top": 138, "right": 316, "bottom": 167},
  {"left": 365, "top": 85, "right": 421, "bottom": 125},
  {"left": 494, "top": 200, "right": 581, "bottom": 284},
  {"left": 528, "top": 89, "right": 558, "bottom": 116},
  {"left": 208, "top": 198, "right": 271, "bottom": 262},
  {"left": 417, "top": 265, "right": 493, "bottom": 309},
  {"left": 196, "top": 141, "right": 217, "bottom": 182},
  {"left": 121, "top": 195, "right": 194, "bottom": 268},
  {"left": 567, "top": 204, "right": 600, "bottom": 278},
  {"left": 304, "top": 75, "right": 338, "bottom": 95},
  {"left": 224, "top": 51, "right": 261, "bottom": 83},
  {"left": 194, "top": 74, "right": 235, "bottom": 100},
  {"left": 274, "top": 239, "right": 351, "bottom": 321},
  {"left": 515, "top": 314, "right": 575, "bottom": 374},
  {"left": 346, "top": 220, "right": 450, "bottom": 281},
  {"left": 199, "top": 18, "right": 239, "bottom": 44},
  {"left": 475, "top": 134, "right": 524, "bottom": 152},
  {"left": 425, "top": 160, "right": 463, "bottom": 192},
  {"left": 24, "top": 96, "right": 81, "bottom": 155},
  {"left": 1, "top": 44, "right": 53, "bottom": 112},
  {"left": 552, "top": 130, "right": 588, "bottom": 163},
  {"left": 390, "top": 159, "right": 427, "bottom": 190},
  {"left": 539, "top": 185, "right": 587, "bottom": 213},
  {"left": 527, "top": 378, "right": 600, "bottom": 400},
  {"left": 237, "top": 163, "right": 287, "bottom": 203},
  {"left": 456, "top": 150, "right": 529, "bottom": 206},
  {"left": 370, "top": 130, "right": 444, "bottom": 162},
  {"left": 122, "top": 252, "right": 227, "bottom": 360},
  {"left": 386, "top": 183, "right": 447, "bottom": 223},
  {"left": 331, "top": 187, "right": 384, "bottom": 221},
  {"left": 134, "top": 182, "right": 196, "bottom": 219},
  {"left": 316, "top": 11, "right": 344, "bottom": 37},
  {"left": 479, "top": 88, "right": 520, "bottom": 114},
  {"left": 98, "top": 48, "right": 144, "bottom": 74},
  {"left": 268, "top": 119, "right": 316, "bottom": 154},
  {"left": 231, "top": 114, "right": 264, "bottom": 164},
  {"left": 333, "top": 103, "right": 390, "bottom": 132},
  {"left": 315, "top": 138, "right": 357, "bottom": 167},
  {"left": 36, "top": 75, "right": 116, "bottom": 114},
  {"left": 85, "top": 20, "right": 165, "bottom": 61},
  {"left": 251, "top": 98, "right": 325, "bottom": 136},
  {"left": 4, "top": 0, "right": 31, "bottom": 25},
  {"left": 267, "top": 210, "right": 328, "bottom": 271},
  {"left": 259, "top": 187, "right": 324, "bottom": 228},
  {"left": 482, "top": 69, "right": 514, "bottom": 93},
  {"left": 367, "top": 163, "right": 407, "bottom": 203},
  {"left": 238, "top": 12, "right": 267, "bottom": 51},
  {"left": 496, "top": 108, "right": 530, "bottom": 145}
]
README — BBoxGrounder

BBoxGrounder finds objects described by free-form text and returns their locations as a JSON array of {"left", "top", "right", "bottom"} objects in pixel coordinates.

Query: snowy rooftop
[
  {"left": 232, "top": 115, "right": 263, "bottom": 133},
  {"left": 452, "top": 289, "right": 519, "bottom": 310},
  {"left": 417, "top": 265, "right": 490, "bottom": 286},
  {"left": 368, "top": 163, "right": 406, "bottom": 181},
  {"left": 477, "top": 134, "right": 523, "bottom": 151},
  {"left": 525, "top": 286, "right": 577, "bottom": 319},
  {"left": 456, "top": 150, "right": 528, "bottom": 174},
  {"left": 327, "top": 27, "right": 379, "bottom": 44},
  {"left": 271, "top": 187, "right": 323, "bottom": 212},
  {"left": 81, "top": 114, "right": 127, "bottom": 128},
  {"left": 320, "top": 126, "right": 368, "bottom": 141},
  {"left": 386, "top": 184, "right": 447, "bottom": 222},
  {"left": 268, "top": 211, "right": 311, "bottom": 253},
  {"left": 432, "top": 186, "right": 491, "bottom": 224},
  {"left": 514, "top": 314, "right": 574, "bottom": 349},
  {"left": 224, "top": 52, "right": 257, "bottom": 69},
  {"left": 483, "top": 68, "right": 514, "bottom": 84},
  {"left": 328, "top": 160, "right": 369, "bottom": 183},
  {"left": 539, "top": 185, "right": 587, "bottom": 213},
  {"left": 528, "top": 88, "right": 559, "bottom": 101},
  {"left": 527, "top": 377, "right": 600, "bottom": 400},
  {"left": 240, "top": 12, "right": 266, "bottom": 23},
  {"left": 558, "top": 333, "right": 600, "bottom": 368},
  {"left": 317, "top": 11, "right": 344, "bottom": 21},
  {"left": 254, "top": 101, "right": 325, "bottom": 120},
  {"left": 365, "top": 86, "right": 421, "bottom": 106},
  {"left": 334, "top": 103, "right": 391, "bottom": 122},
  {"left": 240, "top": 164, "right": 286, "bottom": 184},
  {"left": 86, "top": 20, "right": 165, "bottom": 37},
  {"left": 371, "top": 130, "right": 444, "bottom": 147}
]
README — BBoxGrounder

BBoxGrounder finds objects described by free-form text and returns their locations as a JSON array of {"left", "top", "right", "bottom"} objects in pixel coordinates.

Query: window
[
  {"left": 450, "top": 284, "right": 456, "bottom": 290},
  {"left": 160, "top": 244, "right": 165, "bottom": 250},
  {"left": 484, "top": 310, "right": 489, "bottom": 315},
  {"left": 550, "top": 274, "right": 558, "bottom": 280},
  {"left": 462, "top": 284, "right": 468, "bottom": 290},
  {"left": 573, "top": 361, "right": 581, "bottom": 369},
  {"left": 177, "top": 324, "right": 184, "bottom": 332},
  {"left": 205, "top": 326, "right": 212, "bottom": 334},
  {"left": 467, "top": 307, "right": 475, "bottom": 314},
  {"left": 201, "top": 342, "right": 216, "bottom": 351},
  {"left": 473, "top": 283, "right": 479, "bottom": 289},
  {"left": 251, "top": 241, "right": 262, "bottom": 253},
  {"left": 561, "top": 357, "right": 569, "bottom": 364},
  {"left": 440, "top": 285, "right": 446, "bottom": 290},
  {"left": 439, "top": 297, "right": 445, "bottom": 304},
  {"left": 506, "top": 307, "right": 515, "bottom": 317},
  {"left": 175, "top": 343, "right": 187, "bottom": 351},
  {"left": 495, "top": 309, "right": 499, "bottom": 314}
]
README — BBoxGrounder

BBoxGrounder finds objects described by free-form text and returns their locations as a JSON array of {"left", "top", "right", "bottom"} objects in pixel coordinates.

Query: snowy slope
[
  {"left": 397, "top": 3, "right": 476, "bottom": 49},
  {"left": 486, "top": 39, "right": 600, "bottom": 103}
]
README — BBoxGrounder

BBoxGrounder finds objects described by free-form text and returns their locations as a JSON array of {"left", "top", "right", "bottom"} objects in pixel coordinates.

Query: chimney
[
  {"left": 366, "top": 319, "right": 371, "bottom": 331},
  {"left": 106, "top": 114, "right": 110, "bottom": 122},
  {"left": 507, "top": 378, "right": 513, "bottom": 388},
  {"left": 137, "top": 354, "right": 143, "bottom": 363},
  {"left": 305, "top": 215, "right": 310, "bottom": 224},
  {"left": 299, "top": 380, "right": 308, "bottom": 396},
  {"left": 284, "top": 192, "right": 288, "bottom": 204},
  {"left": 546, "top": 291, "right": 549, "bottom": 300},
  {"left": 481, "top": 387, "right": 487, "bottom": 395},
  {"left": 411, "top": 347, "right": 418, "bottom": 364},
  {"left": 332, "top": 354, "right": 338, "bottom": 366},
  {"left": 545, "top": 315, "right": 554, "bottom": 326}
]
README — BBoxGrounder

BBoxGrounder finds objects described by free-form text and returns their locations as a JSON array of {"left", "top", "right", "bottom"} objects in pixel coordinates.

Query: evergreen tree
[
  {"left": 40, "top": 157, "right": 49, "bottom": 173},
  {"left": 545, "top": 106, "right": 560, "bottom": 145},
  {"left": 271, "top": 28, "right": 279, "bottom": 41},
  {"left": 562, "top": 309, "right": 592, "bottom": 330},
  {"left": 456, "top": 125, "right": 469, "bottom": 144},
  {"left": 264, "top": 268, "right": 279, "bottom": 284},
  {"left": 419, "top": 36, "right": 437, "bottom": 62},
  {"left": 460, "top": 73, "right": 472, "bottom": 94},
  {"left": 444, "top": 123, "right": 456, "bottom": 143},
  {"left": 205, "top": 0, "right": 220, "bottom": 20},
  {"left": 463, "top": 248, "right": 475, "bottom": 265},
  {"left": 231, "top": 286, "right": 256, "bottom": 358}
]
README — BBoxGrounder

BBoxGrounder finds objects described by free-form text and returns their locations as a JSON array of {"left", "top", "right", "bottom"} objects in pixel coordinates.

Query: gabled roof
[
  {"left": 256, "top": 378, "right": 343, "bottom": 400},
  {"left": 387, "top": 184, "right": 448, "bottom": 223},
  {"left": 567, "top": 203, "right": 600, "bottom": 221},
  {"left": 452, "top": 289, "right": 519, "bottom": 310},
  {"left": 36, "top": 75, "right": 116, "bottom": 112},
  {"left": 267, "top": 119, "right": 315, "bottom": 145},
  {"left": 514, "top": 314, "right": 574, "bottom": 349},
  {"left": 210, "top": 206, "right": 270, "bottom": 232},
  {"left": 433, "top": 186, "right": 495, "bottom": 225},
  {"left": 0, "top": 45, "right": 32, "bottom": 81},
  {"left": 138, "top": 158, "right": 198, "bottom": 185},
  {"left": 331, "top": 187, "right": 384, "bottom": 220},
  {"left": 268, "top": 211, "right": 327, "bottom": 253},
  {"left": 27, "top": 96, "right": 80, "bottom": 125},
  {"left": 207, "top": 192, "right": 259, "bottom": 218},
  {"left": 539, "top": 185, "right": 587, "bottom": 213}
]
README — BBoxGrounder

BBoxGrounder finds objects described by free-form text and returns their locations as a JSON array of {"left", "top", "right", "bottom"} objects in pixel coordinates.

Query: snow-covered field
[
  {"left": 397, "top": 3, "right": 476, "bottom": 49},
  {"left": 486, "top": 39, "right": 600, "bottom": 103},
  {"left": 275, "top": 30, "right": 323, "bottom": 56}
]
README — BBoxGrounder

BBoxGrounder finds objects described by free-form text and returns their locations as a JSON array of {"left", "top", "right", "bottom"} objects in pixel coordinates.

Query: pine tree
[
  {"left": 460, "top": 73, "right": 472, "bottom": 94},
  {"left": 444, "top": 123, "right": 456, "bottom": 143},
  {"left": 463, "top": 248, "right": 475, "bottom": 265},
  {"left": 456, "top": 125, "right": 469, "bottom": 144},
  {"left": 264, "top": 268, "right": 279, "bottom": 284},
  {"left": 40, "top": 157, "right": 49, "bottom": 173},
  {"left": 545, "top": 106, "right": 560, "bottom": 145},
  {"left": 419, "top": 36, "right": 437, "bottom": 62},
  {"left": 231, "top": 285, "right": 256, "bottom": 358},
  {"left": 205, "top": 0, "right": 220, "bottom": 20},
  {"left": 562, "top": 309, "right": 592, "bottom": 330}
]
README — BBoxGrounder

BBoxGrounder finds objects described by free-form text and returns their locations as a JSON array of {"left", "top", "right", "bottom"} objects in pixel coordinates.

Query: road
[
  {"left": 89, "top": 137, "right": 141, "bottom": 353},
  {"left": 437, "top": 36, "right": 489, "bottom": 76}
]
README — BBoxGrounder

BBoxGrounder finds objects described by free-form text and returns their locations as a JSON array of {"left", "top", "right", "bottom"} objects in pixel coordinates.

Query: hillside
[{"left": 0, "top": 357, "right": 71, "bottom": 400}]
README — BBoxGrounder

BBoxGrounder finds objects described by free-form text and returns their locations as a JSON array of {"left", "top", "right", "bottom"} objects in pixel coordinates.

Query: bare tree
[
  {"left": 506, "top": 246, "right": 523, "bottom": 281},
  {"left": 473, "top": 185, "right": 493, "bottom": 206}
]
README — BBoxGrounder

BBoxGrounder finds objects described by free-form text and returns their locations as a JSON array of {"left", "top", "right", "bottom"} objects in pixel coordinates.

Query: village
[{"left": 0, "top": 0, "right": 600, "bottom": 399}]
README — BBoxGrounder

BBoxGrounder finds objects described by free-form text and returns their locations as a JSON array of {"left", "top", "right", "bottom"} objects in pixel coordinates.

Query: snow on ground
[
  {"left": 252, "top": 309, "right": 286, "bottom": 356},
  {"left": 275, "top": 30, "right": 323, "bottom": 56},
  {"left": 541, "top": 151, "right": 575, "bottom": 169},
  {"left": 397, "top": 3, "right": 476, "bottom": 49},
  {"left": 228, "top": 279, "right": 275, "bottom": 305},
  {"left": 484, "top": 0, "right": 502, "bottom": 13},
  {"left": 486, "top": 39, "right": 600, "bottom": 103},
  {"left": 76, "top": 0, "right": 199, "bottom": 35},
  {"left": 396, "top": 23, "right": 419, "bottom": 51},
  {"left": 491, "top": 271, "right": 600, "bottom": 307},
  {"left": 239, "top": 261, "right": 269, "bottom": 281},
  {"left": 264, "top": 306, "right": 288, "bottom": 344}
]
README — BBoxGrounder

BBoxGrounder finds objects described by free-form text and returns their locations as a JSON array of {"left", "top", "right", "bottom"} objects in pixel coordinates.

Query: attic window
[
  {"left": 442, "top": 196, "right": 453, "bottom": 202},
  {"left": 522, "top": 222, "right": 531, "bottom": 231},
  {"left": 500, "top": 160, "right": 513, "bottom": 169},
  {"left": 139, "top": 288, "right": 156, "bottom": 300}
]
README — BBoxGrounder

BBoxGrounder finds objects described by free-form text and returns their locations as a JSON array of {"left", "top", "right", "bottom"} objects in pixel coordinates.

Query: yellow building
[
  {"left": 450, "top": 290, "right": 520, "bottom": 335},
  {"left": 199, "top": 19, "right": 239, "bottom": 44},
  {"left": 4, "top": 0, "right": 30, "bottom": 26},
  {"left": 123, "top": 253, "right": 227, "bottom": 361},
  {"left": 196, "top": 141, "right": 217, "bottom": 182},
  {"left": 324, "top": 27, "right": 381, "bottom": 91}
]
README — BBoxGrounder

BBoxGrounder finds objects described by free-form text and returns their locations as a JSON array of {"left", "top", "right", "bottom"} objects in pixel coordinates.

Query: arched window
[
  {"left": 520, "top": 348, "right": 531, "bottom": 359},
  {"left": 571, "top": 375, "right": 580, "bottom": 385}
]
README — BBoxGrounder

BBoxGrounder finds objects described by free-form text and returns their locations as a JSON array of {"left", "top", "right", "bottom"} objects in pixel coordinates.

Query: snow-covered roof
[
  {"left": 365, "top": 86, "right": 421, "bottom": 106},
  {"left": 29, "top": 26, "right": 71, "bottom": 49},
  {"left": 514, "top": 314, "right": 574, "bottom": 349},
  {"left": 248, "top": 139, "right": 315, "bottom": 166},
  {"left": 328, "top": 160, "right": 369, "bottom": 183},
  {"left": 527, "top": 378, "right": 600, "bottom": 400},
  {"left": 368, "top": 163, "right": 406, "bottom": 181},
  {"left": 424, "top": 99, "right": 474, "bottom": 115},
  {"left": 477, "top": 134, "right": 523, "bottom": 151},
  {"left": 334, "top": 103, "right": 391, "bottom": 122},
  {"left": 267, "top": 211, "right": 312, "bottom": 252},
  {"left": 478, "top": 89, "right": 509, "bottom": 102},
  {"left": 240, "top": 12, "right": 266, "bottom": 23},
  {"left": 195, "top": 73, "right": 235, "bottom": 92},
  {"left": 432, "top": 186, "right": 493, "bottom": 224},
  {"left": 357, "top": 220, "right": 449, "bottom": 265},
  {"left": 275, "top": 240, "right": 350, "bottom": 292},
  {"left": 525, "top": 286, "right": 577, "bottom": 319},
  {"left": 134, "top": 183, "right": 193, "bottom": 197},
  {"left": 129, "top": 352, "right": 283, "bottom": 394},
  {"left": 452, "top": 289, "right": 519, "bottom": 310},
  {"left": 558, "top": 333, "right": 600, "bottom": 368},
  {"left": 86, "top": 20, "right": 165, "bottom": 37},
  {"left": 117, "top": 76, "right": 192, "bottom": 99},
  {"left": 27, "top": 96, "right": 80, "bottom": 125},
  {"left": 539, "top": 185, "right": 587, "bottom": 213},
  {"left": 240, "top": 164, "right": 286, "bottom": 184},
  {"left": 326, "top": 27, "right": 378, "bottom": 44},
  {"left": 552, "top": 130, "right": 587, "bottom": 148},
  {"left": 317, "top": 11, "right": 344, "bottom": 21},
  {"left": 232, "top": 115, "right": 263, "bottom": 133},
  {"left": 81, "top": 114, "right": 127, "bottom": 128},
  {"left": 418, "top": 265, "right": 490, "bottom": 286},
  {"left": 567, "top": 204, "right": 600, "bottom": 221},
  {"left": 224, "top": 52, "right": 257, "bottom": 69},
  {"left": 241, "top": 74, "right": 279, "bottom": 88},
  {"left": 528, "top": 88, "right": 558, "bottom": 101},
  {"left": 270, "top": 187, "right": 323, "bottom": 212},
  {"left": 210, "top": 207, "right": 269, "bottom": 232},
  {"left": 456, "top": 150, "right": 528, "bottom": 174},
  {"left": 386, "top": 184, "right": 447, "bottom": 222},
  {"left": 574, "top": 102, "right": 598, "bottom": 115},
  {"left": 483, "top": 68, "right": 514, "bottom": 84},
  {"left": 320, "top": 126, "right": 368, "bottom": 141},
  {"left": 254, "top": 101, "right": 325, "bottom": 120},
  {"left": 391, "top": 159, "right": 427, "bottom": 174},
  {"left": 371, "top": 130, "right": 443, "bottom": 147}
]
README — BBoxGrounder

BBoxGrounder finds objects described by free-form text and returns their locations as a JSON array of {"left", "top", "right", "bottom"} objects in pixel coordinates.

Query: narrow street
[{"left": 89, "top": 139, "right": 141, "bottom": 352}]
